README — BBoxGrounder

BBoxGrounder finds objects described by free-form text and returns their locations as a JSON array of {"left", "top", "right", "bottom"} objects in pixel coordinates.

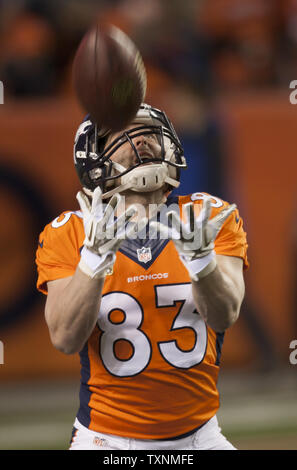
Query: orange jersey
[{"left": 36, "top": 192, "right": 249, "bottom": 439}]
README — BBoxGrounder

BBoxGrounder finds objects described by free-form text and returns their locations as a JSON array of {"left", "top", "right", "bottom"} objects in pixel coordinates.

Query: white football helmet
[{"left": 74, "top": 103, "right": 187, "bottom": 199}]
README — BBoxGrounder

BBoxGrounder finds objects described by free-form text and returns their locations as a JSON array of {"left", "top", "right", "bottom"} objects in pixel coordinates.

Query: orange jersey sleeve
[{"left": 35, "top": 211, "right": 84, "bottom": 294}]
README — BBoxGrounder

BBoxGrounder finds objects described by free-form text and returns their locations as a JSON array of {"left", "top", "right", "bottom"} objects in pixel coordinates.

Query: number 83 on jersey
[{"left": 98, "top": 283, "right": 207, "bottom": 377}]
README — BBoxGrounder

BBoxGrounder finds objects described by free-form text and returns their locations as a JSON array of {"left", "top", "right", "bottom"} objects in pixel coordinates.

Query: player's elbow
[
  {"left": 222, "top": 307, "right": 240, "bottom": 331},
  {"left": 213, "top": 303, "right": 241, "bottom": 333},
  {"left": 54, "top": 339, "right": 79, "bottom": 355},
  {"left": 198, "top": 299, "right": 242, "bottom": 333},
  {"left": 53, "top": 338, "right": 81, "bottom": 355},
  {"left": 48, "top": 328, "right": 82, "bottom": 355}
]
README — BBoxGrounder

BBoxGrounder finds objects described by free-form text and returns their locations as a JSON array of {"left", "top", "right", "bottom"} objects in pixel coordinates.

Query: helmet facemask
[{"left": 74, "top": 104, "right": 187, "bottom": 199}]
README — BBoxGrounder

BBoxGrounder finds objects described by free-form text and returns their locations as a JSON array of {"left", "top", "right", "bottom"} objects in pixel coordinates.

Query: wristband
[
  {"left": 78, "top": 246, "right": 115, "bottom": 279},
  {"left": 180, "top": 250, "right": 217, "bottom": 281}
]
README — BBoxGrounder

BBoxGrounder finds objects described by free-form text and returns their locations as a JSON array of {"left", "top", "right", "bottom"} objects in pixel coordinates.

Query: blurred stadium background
[{"left": 0, "top": 0, "right": 296, "bottom": 450}]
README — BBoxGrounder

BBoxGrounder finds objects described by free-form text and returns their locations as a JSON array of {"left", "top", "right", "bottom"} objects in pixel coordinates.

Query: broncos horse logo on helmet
[{"left": 74, "top": 103, "right": 187, "bottom": 199}]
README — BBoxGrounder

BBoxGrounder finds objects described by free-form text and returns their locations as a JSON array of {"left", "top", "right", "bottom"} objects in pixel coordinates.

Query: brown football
[{"left": 72, "top": 23, "right": 147, "bottom": 132}]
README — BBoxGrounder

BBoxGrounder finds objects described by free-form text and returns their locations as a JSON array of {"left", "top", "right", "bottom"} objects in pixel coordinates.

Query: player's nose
[{"left": 134, "top": 134, "right": 148, "bottom": 148}]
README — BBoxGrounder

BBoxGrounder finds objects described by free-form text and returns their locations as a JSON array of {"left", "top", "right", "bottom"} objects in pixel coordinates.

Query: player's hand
[
  {"left": 76, "top": 186, "right": 144, "bottom": 278},
  {"left": 151, "top": 197, "right": 236, "bottom": 280}
]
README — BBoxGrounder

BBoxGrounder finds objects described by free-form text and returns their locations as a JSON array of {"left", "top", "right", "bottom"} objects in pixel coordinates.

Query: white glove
[
  {"left": 77, "top": 186, "right": 142, "bottom": 279},
  {"left": 151, "top": 197, "right": 236, "bottom": 281}
]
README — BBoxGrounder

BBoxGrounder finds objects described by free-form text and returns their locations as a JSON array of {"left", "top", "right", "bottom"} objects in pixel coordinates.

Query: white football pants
[{"left": 69, "top": 415, "right": 235, "bottom": 450}]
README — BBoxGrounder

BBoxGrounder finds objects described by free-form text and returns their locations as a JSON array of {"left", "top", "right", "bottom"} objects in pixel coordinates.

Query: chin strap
[{"left": 101, "top": 163, "right": 179, "bottom": 200}]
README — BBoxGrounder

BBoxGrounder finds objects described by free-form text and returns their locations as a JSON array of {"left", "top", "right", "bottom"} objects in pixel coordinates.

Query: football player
[{"left": 36, "top": 103, "right": 248, "bottom": 450}]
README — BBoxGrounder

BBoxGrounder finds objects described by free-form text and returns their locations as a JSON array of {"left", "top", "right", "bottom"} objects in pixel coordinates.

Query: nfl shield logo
[{"left": 137, "top": 246, "right": 152, "bottom": 263}]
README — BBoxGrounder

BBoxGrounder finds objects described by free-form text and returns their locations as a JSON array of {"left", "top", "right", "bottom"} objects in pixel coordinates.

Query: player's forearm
[
  {"left": 191, "top": 263, "right": 242, "bottom": 333},
  {"left": 46, "top": 267, "right": 104, "bottom": 354}
]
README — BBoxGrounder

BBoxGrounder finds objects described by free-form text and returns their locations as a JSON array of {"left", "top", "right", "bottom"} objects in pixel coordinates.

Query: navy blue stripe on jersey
[
  {"left": 69, "top": 426, "right": 78, "bottom": 445},
  {"left": 166, "top": 194, "right": 179, "bottom": 206},
  {"left": 215, "top": 332, "right": 225, "bottom": 366},
  {"left": 156, "top": 418, "right": 209, "bottom": 440},
  {"left": 119, "top": 238, "right": 170, "bottom": 269},
  {"left": 77, "top": 342, "right": 92, "bottom": 428},
  {"left": 118, "top": 194, "right": 180, "bottom": 268}
]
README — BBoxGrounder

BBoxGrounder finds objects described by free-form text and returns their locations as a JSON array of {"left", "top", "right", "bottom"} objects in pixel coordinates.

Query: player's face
[{"left": 104, "top": 123, "right": 162, "bottom": 168}]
